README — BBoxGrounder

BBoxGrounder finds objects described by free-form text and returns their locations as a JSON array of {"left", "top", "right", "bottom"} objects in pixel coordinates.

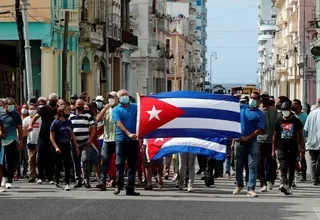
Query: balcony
[
  {"left": 258, "top": 45, "right": 265, "bottom": 52},
  {"left": 107, "top": 14, "right": 121, "bottom": 40},
  {"left": 258, "top": 57, "right": 264, "bottom": 64},
  {"left": 158, "top": 18, "right": 170, "bottom": 33},
  {"left": 122, "top": 30, "right": 138, "bottom": 47},
  {"left": 63, "top": 9, "right": 79, "bottom": 26},
  {"left": 258, "top": 34, "right": 273, "bottom": 42},
  {"left": 89, "top": 24, "right": 105, "bottom": 48}
]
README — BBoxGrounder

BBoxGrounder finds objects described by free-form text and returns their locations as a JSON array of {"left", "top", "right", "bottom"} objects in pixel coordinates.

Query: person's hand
[
  {"left": 27, "top": 125, "right": 33, "bottom": 132},
  {"left": 239, "top": 136, "right": 248, "bottom": 142},
  {"left": 55, "top": 148, "right": 61, "bottom": 154},
  {"left": 299, "top": 151, "right": 305, "bottom": 160},
  {"left": 17, "top": 142, "right": 23, "bottom": 150},
  {"left": 138, "top": 93, "right": 144, "bottom": 97},
  {"left": 128, "top": 133, "right": 138, "bottom": 140},
  {"left": 272, "top": 151, "right": 276, "bottom": 160}
]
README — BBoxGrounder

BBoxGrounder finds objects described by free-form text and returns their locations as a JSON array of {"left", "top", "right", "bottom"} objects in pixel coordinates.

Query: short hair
[
  {"left": 252, "top": 92, "right": 260, "bottom": 99},
  {"left": 49, "top": 93, "right": 58, "bottom": 100},
  {"left": 56, "top": 105, "right": 67, "bottom": 118},
  {"left": 5, "top": 97, "right": 15, "bottom": 104},
  {"left": 117, "top": 89, "right": 128, "bottom": 98},
  {"left": 278, "top": 96, "right": 290, "bottom": 104},
  {"left": 292, "top": 99, "right": 302, "bottom": 106}
]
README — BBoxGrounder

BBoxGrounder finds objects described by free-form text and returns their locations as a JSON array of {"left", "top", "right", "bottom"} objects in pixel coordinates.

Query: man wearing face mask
[
  {"left": 95, "top": 91, "right": 118, "bottom": 190},
  {"left": 0, "top": 98, "right": 23, "bottom": 189},
  {"left": 28, "top": 93, "right": 58, "bottom": 184},
  {"left": 276, "top": 96, "right": 291, "bottom": 113},
  {"left": 292, "top": 99, "right": 308, "bottom": 182},
  {"left": 257, "top": 92, "right": 278, "bottom": 193},
  {"left": 69, "top": 99, "right": 96, "bottom": 188},
  {"left": 95, "top": 96, "right": 104, "bottom": 112},
  {"left": 22, "top": 104, "right": 42, "bottom": 183},
  {"left": 233, "top": 92, "right": 264, "bottom": 197},
  {"left": 112, "top": 89, "right": 140, "bottom": 196},
  {"left": 272, "top": 102, "right": 304, "bottom": 195}
]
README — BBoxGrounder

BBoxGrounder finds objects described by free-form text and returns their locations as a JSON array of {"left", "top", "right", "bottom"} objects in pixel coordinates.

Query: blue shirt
[
  {"left": 240, "top": 104, "right": 265, "bottom": 142},
  {"left": 0, "top": 111, "right": 22, "bottom": 146},
  {"left": 112, "top": 103, "right": 137, "bottom": 141},
  {"left": 50, "top": 119, "right": 73, "bottom": 145}
]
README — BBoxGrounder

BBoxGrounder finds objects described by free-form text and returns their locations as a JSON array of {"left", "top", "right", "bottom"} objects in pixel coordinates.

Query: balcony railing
[
  {"left": 63, "top": 9, "right": 79, "bottom": 26},
  {"left": 122, "top": 30, "right": 138, "bottom": 46}
]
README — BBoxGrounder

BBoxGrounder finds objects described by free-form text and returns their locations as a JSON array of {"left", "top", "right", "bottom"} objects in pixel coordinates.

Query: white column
[{"left": 40, "top": 47, "right": 56, "bottom": 96}]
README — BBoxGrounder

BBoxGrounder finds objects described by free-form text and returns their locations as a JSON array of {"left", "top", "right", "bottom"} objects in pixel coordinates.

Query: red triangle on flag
[
  {"left": 147, "top": 138, "right": 172, "bottom": 161},
  {"left": 138, "top": 96, "right": 185, "bottom": 137}
]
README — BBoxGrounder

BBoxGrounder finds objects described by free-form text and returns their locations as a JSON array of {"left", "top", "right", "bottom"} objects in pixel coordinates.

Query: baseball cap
[
  {"left": 108, "top": 91, "right": 117, "bottom": 97},
  {"left": 70, "top": 94, "right": 78, "bottom": 99},
  {"left": 96, "top": 95, "right": 104, "bottom": 102},
  {"left": 281, "top": 102, "right": 292, "bottom": 110}
]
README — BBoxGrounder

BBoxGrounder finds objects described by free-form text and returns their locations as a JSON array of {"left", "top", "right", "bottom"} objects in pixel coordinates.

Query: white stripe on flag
[
  {"left": 159, "top": 118, "right": 240, "bottom": 133},
  {"left": 160, "top": 98, "right": 239, "bottom": 113},
  {"left": 162, "top": 138, "right": 226, "bottom": 153}
]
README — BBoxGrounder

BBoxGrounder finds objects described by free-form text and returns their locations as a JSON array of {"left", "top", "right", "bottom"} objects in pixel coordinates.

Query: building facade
[
  {"left": 257, "top": 0, "right": 276, "bottom": 95},
  {"left": 272, "top": 0, "right": 316, "bottom": 104}
]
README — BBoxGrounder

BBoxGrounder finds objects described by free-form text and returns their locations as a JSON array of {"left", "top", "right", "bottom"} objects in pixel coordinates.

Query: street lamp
[{"left": 210, "top": 52, "right": 218, "bottom": 91}]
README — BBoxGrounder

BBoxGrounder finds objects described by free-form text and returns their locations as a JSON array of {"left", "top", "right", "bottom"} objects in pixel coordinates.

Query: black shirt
[
  {"left": 37, "top": 105, "right": 57, "bottom": 140},
  {"left": 274, "top": 115, "right": 302, "bottom": 150}
]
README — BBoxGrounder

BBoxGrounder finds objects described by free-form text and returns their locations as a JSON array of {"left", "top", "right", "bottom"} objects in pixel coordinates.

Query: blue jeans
[
  {"left": 116, "top": 140, "right": 140, "bottom": 190},
  {"left": 100, "top": 141, "right": 116, "bottom": 184},
  {"left": 235, "top": 141, "right": 259, "bottom": 190}
]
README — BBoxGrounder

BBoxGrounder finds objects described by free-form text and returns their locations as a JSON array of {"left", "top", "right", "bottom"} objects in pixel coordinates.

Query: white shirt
[
  {"left": 304, "top": 108, "right": 320, "bottom": 150},
  {"left": 23, "top": 116, "right": 42, "bottom": 145}
]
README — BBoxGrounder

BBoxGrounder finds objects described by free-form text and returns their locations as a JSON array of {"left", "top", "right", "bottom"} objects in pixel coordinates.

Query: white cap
[
  {"left": 96, "top": 95, "right": 104, "bottom": 102},
  {"left": 108, "top": 91, "right": 117, "bottom": 97}
]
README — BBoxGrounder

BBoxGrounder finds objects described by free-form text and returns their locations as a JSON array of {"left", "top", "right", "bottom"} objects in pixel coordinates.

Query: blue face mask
[
  {"left": 0, "top": 107, "right": 4, "bottom": 113},
  {"left": 96, "top": 102, "right": 103, "bottom": 109},
  {"left": 248, "top": 99, "right": 257, "bottom": 108},
  {"left": 120, "top": 96, "right": 130, "bottom": 104},
  {"left": 7, "top": 105, "right": 14, "bottom": 112}
]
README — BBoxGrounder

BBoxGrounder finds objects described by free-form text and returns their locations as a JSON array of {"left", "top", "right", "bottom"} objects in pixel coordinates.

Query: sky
[{"left": 206, "top": 0, "right": 258, "bottom": 85}]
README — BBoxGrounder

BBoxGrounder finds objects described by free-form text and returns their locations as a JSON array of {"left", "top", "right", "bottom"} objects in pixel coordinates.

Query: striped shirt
[{"left": 69, "top": 112, "right": 95, "bottom": 146}]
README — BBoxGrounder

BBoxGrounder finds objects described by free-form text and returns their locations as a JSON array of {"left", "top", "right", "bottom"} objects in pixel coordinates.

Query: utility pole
[
  {"left": 21, "top": 0, "right": 33, "bottom": 99},
  {"left": 105, "top": 3, "right": 110, "bottom": 92},
  {"left": 62, "top": 11, "right": 69, "bottom": 100},
  {"left": 146, "top": 44, "right": 149, "bottom": 94},
  {"left": 16, "top": 0, "right": 25, "bottom": 102},
  {"left": 302, "top": 0, "right": 308, "bottom": 112}
]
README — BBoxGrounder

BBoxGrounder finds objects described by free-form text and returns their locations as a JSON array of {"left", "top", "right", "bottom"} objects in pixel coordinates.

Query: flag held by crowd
[
  {"left": 146, "top": 137, "right": 227, "bottom": 162},
  {"left": 136, "top": 91, "right": 241, "bottom": 139}
]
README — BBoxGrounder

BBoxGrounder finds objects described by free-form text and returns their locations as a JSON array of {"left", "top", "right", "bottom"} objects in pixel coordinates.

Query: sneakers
[
  {"left": 260, "top": 185, "right": 267, "bottom": 192},
  {"left": 280, "top": 184, "right": 290, "bottom": 195},
  {"left": 1, "top": 178, "right": 6, "bottom": 187},
  {"left": 187, "top": 181, "right": 193, "bottom": 192},
  {"left": 247, "top": 189, "right": 258, "bottom": 197},
  {"left": 172, "top": 173, "right": 178, "bottom": 182},
  {"left": 49, "top": 181, "right": 55, "bottom": 185},
  {"left": 64, "top": 184, "right": 71, "bottom": 191},
  {"left": 5, "top": 183, "right": 12, "bottom": 189},
  {"left": 37, "top": 179, "right": 43, "bottom": 184},
  {"left": 0, "top": 187, "right": 6, "bottom": 192},
  {"left": 267, "top": 181, "right": 273, "bottom": 190},
  {"left": 233, "top": 186, "right": 243, "bottom": 195}
]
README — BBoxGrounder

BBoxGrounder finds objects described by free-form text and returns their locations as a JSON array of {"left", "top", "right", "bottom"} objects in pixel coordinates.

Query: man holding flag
[{"left": 233, "top": 92, "right": 264, "bottom": 197}]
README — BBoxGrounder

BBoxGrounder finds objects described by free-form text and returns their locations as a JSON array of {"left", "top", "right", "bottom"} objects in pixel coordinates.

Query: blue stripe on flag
[
  {"left": 153, "top": 146, "right": 226, "bottom": 161},
  {"left": 149, "top": 91, "right": 239, "bottom": 103},
  {"left": 144, "top": 128, "right": 241, "bottom": 139},
  {"left": 180, "top": 108, "right": 240, "bottom": 122}
]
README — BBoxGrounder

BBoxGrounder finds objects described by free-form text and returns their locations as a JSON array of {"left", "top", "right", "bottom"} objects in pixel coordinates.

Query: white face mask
[
  {"left": 108, "top": 98, "right": 115, "bottom": 105},
  {"left": 21, "top": 108, "right": 28, "bottom": 115},
  {"left": 28, "top": 109, "right": 37, "bottom": 117},
  {"left": 282, "top": 110, "right": 291, "bottom": 117}
]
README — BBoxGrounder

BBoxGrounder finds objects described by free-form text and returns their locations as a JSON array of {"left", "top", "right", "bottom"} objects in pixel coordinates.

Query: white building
[
  {"left": 129, "top": 0, "right": 170, "bottom": 95},
  {"left": 257, "top": 0, "right": 277, "bottom": 95}
]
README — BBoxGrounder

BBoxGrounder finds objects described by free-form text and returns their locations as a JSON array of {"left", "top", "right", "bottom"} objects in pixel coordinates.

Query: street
[{"left": 1, "top": 175, "right": 320, "bottom": 220}]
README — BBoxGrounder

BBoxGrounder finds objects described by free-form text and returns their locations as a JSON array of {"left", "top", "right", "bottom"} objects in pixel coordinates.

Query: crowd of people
[{"left": 0, "top": 89, "right": 319, "bottom": 198}]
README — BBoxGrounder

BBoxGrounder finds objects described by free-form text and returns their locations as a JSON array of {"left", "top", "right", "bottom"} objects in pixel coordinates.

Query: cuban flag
[
  {"left": 136, "top": 91, "right": 241, "bottom": 139},
  {"left": 146, "top": 137, "right": 228, "bottom": 162}
]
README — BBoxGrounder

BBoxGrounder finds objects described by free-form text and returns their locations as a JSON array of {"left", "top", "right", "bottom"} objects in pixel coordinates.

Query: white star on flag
[
  {"left": 154, "top": 138, "right": 163, "bottom": 143},
  {"left": 146, "top": 105, "right": 162, "bottom": 121}
]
